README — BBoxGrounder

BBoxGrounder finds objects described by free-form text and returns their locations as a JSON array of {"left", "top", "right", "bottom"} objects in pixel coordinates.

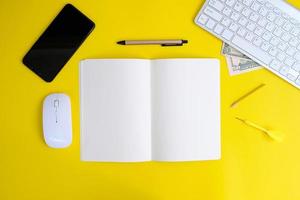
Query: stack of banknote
[{"left": 222, "top": 43, "right": 262, "bottom": 76}]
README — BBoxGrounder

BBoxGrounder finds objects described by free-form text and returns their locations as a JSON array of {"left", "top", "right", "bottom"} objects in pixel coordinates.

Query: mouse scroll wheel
[{"left": 54, "top": 100, "right": 59, "bottom": 108}]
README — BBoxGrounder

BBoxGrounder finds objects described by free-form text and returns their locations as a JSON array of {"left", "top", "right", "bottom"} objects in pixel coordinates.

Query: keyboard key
[
  {"left": 282, "top": 12, "right": 290, "bottom": 20},
  {"left": 249, "top": 13, "right": 259, "bottom": 22},
  {"left": 293, "top": 62, "right": 300, "bottom": 72},
  {"left": 291, "top": 27, "right": 300, "bottom": 37},
  {"left": 237, "top": 28, "right": 247, "bottom": 37},
  {"left": 265, "top": 2, "right": 273, "bottom": 9},
  {"left": 221, "top": 18, "right": 231, "bottom": 27},
  {"left": 283, "top": 23, "right": 293, "bottom": 31},
  {"left": 232, "top": 35, "right": 273, "bottom": 65},
  {"left": 258, "top": 18, "right": 268, "bottom": 27},
  {"left": 251, "top": 2, "right": 261, "bottom": 11},
  {"left": 280, "top": 66, "right": 290, "bottom": 76},
  {"left": 234, "top": 2, "right": 244, "bottom": 12},
  {"left": 287, "top": 68, "right": 299, "bottom": 81},
  {"left": 238, "top": 17, "right": 248, "bottom": 26},
  {"left": 294, "top": 52, "right": 300, "bottom": 61},
  {"left": 214, "top": 24, "right": 225, "bottom": 34},
  {"left": 266, "top": 13, "right": 276, "bottom": 21},
  {"left": 245, "top": 32, "right": 254, "bottom": 42},
  {"left": 222, "top": 29, "right": 234, "bottom": 40},
  {"left": 259, "top": 7, "right": 268, "bottom": 17},
  {"left": 290, "top": 18, "right": 298, "bottom": 25},
  {"left": 242, "top": 8, "right": 252, "bottom": 17},
  {"left": 231, "top": 12, "right": 240, "bottom": 21},
  {"left": 206, "top": 19, "right": 217, "bottom": 29},
  {"left": 270, "top": 37, "right": 280, "bottom": 46},
  {"left": 209, "top": 0, "right": 225, "bottom": 11},
  {"left": 273, "top": 8, "right": 281, "bottom": 15},
  {"left": 262, "top": 32, "right": 272, "bottom": 41},
  {"left": 198, "top": 14, "right": 209, "bottom": 25},
  {"left": 295, "top": 77, "right": 300, "bottom": 86},
  {"left": 243, "top": 0, "right": 253, "bottom": 7},
  {"left": 204, "top": 7, "right": 223, "bottom": 22},
  {"left": 270, "top": 60, "right": 281, "bottom": 71},
  {"left": 254, "top": 27, "right": 264, "bottom": 36},
  {"left": 275, "top": 18, "right": 285, "bottom": 26},
  {"left": 226, "top": 0, "right": 235, "bottom": 7},
  {"left": 287, "top": 73, "right": 298, "bottom": 81},
  {"left": 292, "top": 62, "right": 300, "bottom": 71},
  {"left": 281, "top": 33, "right": 292, "bottom": 42},
  {"left": 223, "top": 7, "right": 232, "bottom": 16},
  {"left": 289, "top": 38, "right": 299, "bottom": 47},
  {"left": 266, "top": 23, "right": 275, "bottom": 32},
  {"left": 229, "top": 23, "right": 239, "bottom": 32},
  {"left": 269, "top": 47, "right": 278, "bottom": 56},
  {"left": 286, "top": 72, "right": 299, "bottom": 81},
  {"left": 286, "top": 47, "right": 297, "bottom": 57},
  {"left": 277, "top": 52, "right": 286, "bottom": 61},
  {"left": 253, "top": 37, "right": 263, "bottom": 46},
  {"left": 289, "top": 68, "right": 299, "bottom": 77},
  {"left": 246, "top": 22, "right": 256, "bottom": 31},
  {"left": 284, "top": 57, "right": 295, "bottom": 66},
  {"left": 261, "top": 42, "right": 271, "bottom": 51},
  {"left": 278, "top": 42, "right": 288, "bottom": 51},
  {"left": 273, "top": 27, "right": 283, "bottom": 37}
]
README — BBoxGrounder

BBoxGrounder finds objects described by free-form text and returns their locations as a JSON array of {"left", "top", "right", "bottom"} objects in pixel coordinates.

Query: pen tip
[
  {"left": 182, "top": 40, "right": 188, "bottom": 43},
  {"left": 117, "top": 40, "right": 125, "bottom": 45},
  {"left": 230, "top": 102, "right": 237, "bottom": 108}
]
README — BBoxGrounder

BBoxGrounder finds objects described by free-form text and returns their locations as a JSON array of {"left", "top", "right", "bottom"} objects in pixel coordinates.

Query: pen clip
[{"left": 161, "top": 43, "right": 183, "bottom": 46}]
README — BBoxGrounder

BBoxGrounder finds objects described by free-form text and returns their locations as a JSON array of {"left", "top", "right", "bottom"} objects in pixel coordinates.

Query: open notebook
[{"left": 80, "top": 59, "right": 220, "bottom": 162}]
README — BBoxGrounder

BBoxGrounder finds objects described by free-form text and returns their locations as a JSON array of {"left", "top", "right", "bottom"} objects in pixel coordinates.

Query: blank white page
[
  {"left": 151, "top": 59, "right": 220, "bottom": 161},
  {"left": 80, "top": 59, "right": 151, "bottom": 162}
]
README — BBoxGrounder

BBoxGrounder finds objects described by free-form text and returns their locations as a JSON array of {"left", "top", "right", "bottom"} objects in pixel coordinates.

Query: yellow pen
[
  {"left": 236, "top": 117, "right": 284, "bottom": 142},
  {"left": 231, "top": 84, "right": 265, "bottom": 108}
]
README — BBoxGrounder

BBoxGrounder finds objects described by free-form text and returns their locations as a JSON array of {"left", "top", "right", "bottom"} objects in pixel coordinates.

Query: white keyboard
[{"left": 195, "top": 0, "right": 300, "bottom": 89}]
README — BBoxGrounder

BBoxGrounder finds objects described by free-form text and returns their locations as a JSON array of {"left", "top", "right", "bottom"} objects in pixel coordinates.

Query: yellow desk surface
[{"left": 1, "top": 0, "right": 300, "bottom": 199}]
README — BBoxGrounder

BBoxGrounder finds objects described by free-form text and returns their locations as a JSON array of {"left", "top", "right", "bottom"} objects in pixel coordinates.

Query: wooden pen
[{"left": 117, "top": 39, "right": 188, "bottom": 46}]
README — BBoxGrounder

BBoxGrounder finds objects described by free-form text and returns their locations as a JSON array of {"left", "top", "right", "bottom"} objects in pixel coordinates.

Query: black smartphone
[{"left": 23, "top": 4, "right": 95, "bottom": 82}]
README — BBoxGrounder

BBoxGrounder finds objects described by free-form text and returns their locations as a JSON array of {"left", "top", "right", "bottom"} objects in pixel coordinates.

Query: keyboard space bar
[{"left": 231, "top": 36, "right": 273, "bottom": 65}]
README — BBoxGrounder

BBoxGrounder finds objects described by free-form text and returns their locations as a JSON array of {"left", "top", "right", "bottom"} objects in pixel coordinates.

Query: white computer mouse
[{"left": 43, "top": 93, "right": 72, "bottom": 148}]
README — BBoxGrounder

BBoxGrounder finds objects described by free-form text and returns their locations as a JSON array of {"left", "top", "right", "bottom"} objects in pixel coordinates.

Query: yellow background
[{"left": 1, "top": 0, "right": 300, "bottom": 199}]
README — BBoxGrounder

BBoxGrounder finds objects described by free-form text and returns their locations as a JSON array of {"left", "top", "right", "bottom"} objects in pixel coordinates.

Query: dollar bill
[
  {"left": 222, "top": 43, "right": 250, "bottom": 59},
  {"left": 225, "top": 55, "right": 261, "bottom": 76},
  {"left": 222, "top": 42, "right": 262, "bottom": 76}
]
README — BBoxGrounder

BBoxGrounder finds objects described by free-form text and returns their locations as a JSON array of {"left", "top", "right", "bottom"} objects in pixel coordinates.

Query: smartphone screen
[{"left": 23, "top": 4, "right": 95, "bottom": 82}]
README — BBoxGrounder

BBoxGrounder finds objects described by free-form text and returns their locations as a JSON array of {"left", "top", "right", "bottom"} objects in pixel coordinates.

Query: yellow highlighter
[{"left": 236, "top": 117, "right": 284, "bottom": 142}]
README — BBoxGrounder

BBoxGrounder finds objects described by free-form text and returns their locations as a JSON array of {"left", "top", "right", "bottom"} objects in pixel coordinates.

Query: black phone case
[{"left": 23, "top": 4, "right": 95, "bottom": 82}]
